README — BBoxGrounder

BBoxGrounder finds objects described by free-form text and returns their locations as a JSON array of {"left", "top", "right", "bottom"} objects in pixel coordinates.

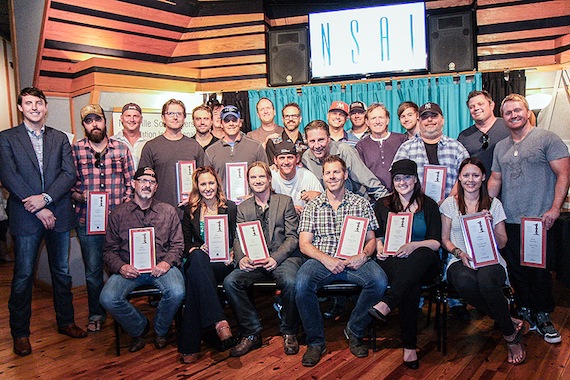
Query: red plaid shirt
[{"left": 72, "top": 138, "right": 134, "bottom": 224}]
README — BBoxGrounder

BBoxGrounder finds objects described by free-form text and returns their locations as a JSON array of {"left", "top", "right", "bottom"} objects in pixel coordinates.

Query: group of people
[{"left": 0, "top": 86, "right": 568, "bottom": 370}]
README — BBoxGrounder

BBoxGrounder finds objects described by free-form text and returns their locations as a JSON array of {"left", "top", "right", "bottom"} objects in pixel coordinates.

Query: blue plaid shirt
[{"left": 392, "top": 134, "right": 469, "bottom": 198}]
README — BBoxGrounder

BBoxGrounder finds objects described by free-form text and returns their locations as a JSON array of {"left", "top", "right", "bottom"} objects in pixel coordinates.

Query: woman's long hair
[
  {"left": 384, "top": 174, "right": 425, "bottom": 213},
  {"left": 456, "top": 157, "right": 491, "bottom": 215},
  {"left": 187, "top": 166, "right": 227, "bottom": 218}
]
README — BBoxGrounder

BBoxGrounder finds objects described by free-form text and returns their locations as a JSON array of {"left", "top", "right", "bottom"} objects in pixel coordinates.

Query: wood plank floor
[{"left": 1, "top": 260, "right": 570, "bottom": 379}]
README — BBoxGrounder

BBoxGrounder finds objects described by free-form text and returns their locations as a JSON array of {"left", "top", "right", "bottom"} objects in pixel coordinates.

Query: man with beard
[
  {"left": 112, "top": 102, "right": 147, "bottom": 169},
  {"left": 0, "top": 87, "right": 86, "bottom": 356},
  {"left": 247, "top": 98, "right": 284, "bottom": 148},
  {"left": 191, "top": 104, "right": 218, "bottom": 150},
  {"left": 266, "top": 102, "right": 308, "bottom": 162},
  {"left": 100, "top": 166, "right": 185, "bottom": 352},
  {"left": 72, "top": 104, "right": 135, "bottom": 333}
]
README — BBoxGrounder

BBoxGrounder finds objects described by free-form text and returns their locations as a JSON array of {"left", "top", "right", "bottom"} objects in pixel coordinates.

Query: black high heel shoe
[{"left": 403, "top": 359, "right": 419, "bottom": 370}]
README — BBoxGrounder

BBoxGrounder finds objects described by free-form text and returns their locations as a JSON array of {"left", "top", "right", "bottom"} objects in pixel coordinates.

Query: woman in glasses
[
  {"left": 368, "top": 159, "right": 441, "bottom": 369},
  {"left": 440, "top": 157, "right": 526, "bottom": 365},
  {"left": 177, "top": 166, "right": 237, "bottom": 364}
]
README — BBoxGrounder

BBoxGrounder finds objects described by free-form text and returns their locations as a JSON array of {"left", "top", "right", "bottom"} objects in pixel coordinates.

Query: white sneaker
[{"left": 536, "top": 311, "right": 561, "bottom": 344}]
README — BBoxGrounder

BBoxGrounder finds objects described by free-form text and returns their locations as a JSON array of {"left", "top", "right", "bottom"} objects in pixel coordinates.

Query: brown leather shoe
[
  {"left": 229, "top": 334, "right": 261, "bottom": 357},
  {"left": 58, "top": 324, "right": 87, "bottom": 338},
  {"left": 154, "top": 335, "right": 168, "bottom": 349},
  {"left": 13, "top": 337, "right": 32, "bottom": 356},
  {"left": 283, "top": 334, "right": 299, "bottom": 355},
  {"left": 180, "top": 353, "right": 199, "bottom": 364},
  {"left": 129, "top": 319, "right": 150, "bottom": 353}
]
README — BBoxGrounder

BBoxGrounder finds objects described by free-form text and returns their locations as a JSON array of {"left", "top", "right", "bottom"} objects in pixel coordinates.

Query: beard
[{"left": 86, "top": 126, "right": 107, "bottom": 143}]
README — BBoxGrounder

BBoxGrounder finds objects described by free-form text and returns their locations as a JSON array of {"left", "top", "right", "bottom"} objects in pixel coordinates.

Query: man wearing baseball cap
[
  {"left": 204, "top": 105, "right": 269, "bottom": 200},
  {"left": 393, "top": 101, "right": 469, "bottom": 201},
  {"left": 271, "top": 141, "right": 323, "bottom": 215},
  {"left": 100, "top": 166, "right": 185, "bottom": 352},
  {"left": 327, "top": 101, "right": 358, "bottom": 146},
  {"left": 346, "top": 101, "right": 370, "bottom": 142},
  {"left": 112, "top": 102, "right": 147, "bottom": 169},
  {"left": 72, "top": 103, "right": 135, "bottom": 333}
]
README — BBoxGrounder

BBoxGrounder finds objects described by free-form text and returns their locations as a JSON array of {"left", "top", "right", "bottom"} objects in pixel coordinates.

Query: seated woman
[
  {"left": 440, "top": 157, "right": 526, "bottom": 365},
  {"left": 368, "top": 159, "right": 441, "bottom": 369},
  {"left": 177, "top": 166, "right": 237, "bottom": 364}
]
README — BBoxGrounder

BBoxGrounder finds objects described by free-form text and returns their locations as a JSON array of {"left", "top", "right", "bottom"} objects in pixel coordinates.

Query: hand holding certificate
[
  {"left": 460, "top": 212, "right": 499, "bottom": 269},
  {"left": 335, "top": 216, "right": 369, "bottom": 258},
  {"left": 237, "top": 221, "right": 269, "bottom": 263},
  {"left": 226, "top": 162, "right": 248, "bottom": 204},
  {"left": 87, "top": 191, "right": 108, "bottom": 235},
  {"left": 383, "top": 212, "right": 413, "bottom": 255},
  {"left": 521, "top": 217, "right": 546, "bottom": 268},
  {"left": 176, "top": 160, "right": 196, "bottom": 203},
  {"left": 204, "top": 215, "right": 230, "bottom": 262},
  {"left": 422, "top": 165, "right": 447, "bottom": 203},
  {"left": 129, "top": 227, "right": 156, "bottom": 273}
]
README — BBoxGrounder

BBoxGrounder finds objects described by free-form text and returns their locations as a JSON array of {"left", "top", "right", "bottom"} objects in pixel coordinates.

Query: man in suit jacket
[
  {"left": 223, "top": 161, "right": 302, "bottom": 357},
  {"left": 0, "top": 87, "right": 86, "bottom": 357}
]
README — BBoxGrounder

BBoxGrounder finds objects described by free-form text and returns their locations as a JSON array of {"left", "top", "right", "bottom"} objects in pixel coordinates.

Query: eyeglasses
[
  {"left": 420, "top": 112, "right": 439, "bottom": 120},
  {"left": 223, "top": 116, "right": 238, "bottom": 123},
  {"left": 84, "top": 115, "right": 102, "bottom": 124},
  {"left": 393, "top": 174, "right": 414, "bottom": 182},
  {"left": 94, "top": 152, "right": 102, "bottom": 168},
  {"left": 165, "top": 112, "right": 183, "bottom": 117},
  {"left": 480, "top": 133, "right": 489, "bottom": 150},
  {"left": 283, "top": 114, "right": 300, "bottom": 119},
  {"left": 137, "top": 178, "right": 157, "bottom": 186}
]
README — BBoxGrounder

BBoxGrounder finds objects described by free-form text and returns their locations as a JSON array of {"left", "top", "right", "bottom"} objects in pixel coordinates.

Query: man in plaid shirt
[
  {"left": 392, "top": 102, "right": 469, "bottom": 201},
  {"left": 72, "top": 104, "right": 135, "bottom": 333},
  {"left": 295, "top": 155, "right": 388, "bottom": 367}
]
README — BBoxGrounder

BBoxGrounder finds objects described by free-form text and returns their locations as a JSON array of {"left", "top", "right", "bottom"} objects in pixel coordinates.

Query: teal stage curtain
[{"left": 247, "top": 73, "right": 481, "bottom": 138}]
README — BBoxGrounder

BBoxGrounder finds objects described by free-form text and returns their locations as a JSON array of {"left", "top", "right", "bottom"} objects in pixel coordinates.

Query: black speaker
[
  {"left": 428, "top": 11, "right": 476, "bottom": 73},
  {"left": 268, "top": 27, "right": 309, "bottom": 86}
]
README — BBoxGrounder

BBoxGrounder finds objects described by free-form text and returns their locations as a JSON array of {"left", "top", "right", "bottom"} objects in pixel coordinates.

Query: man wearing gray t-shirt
[{"left": 489, "top": 94, "right": 569, "bottom": 345}]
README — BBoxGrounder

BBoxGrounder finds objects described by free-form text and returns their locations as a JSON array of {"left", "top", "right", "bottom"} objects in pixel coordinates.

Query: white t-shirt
[{"left": 271, "top": 167, "right": 324, "bottom": 207}]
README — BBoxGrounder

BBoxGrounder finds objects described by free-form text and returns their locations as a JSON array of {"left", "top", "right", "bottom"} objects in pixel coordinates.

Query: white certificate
[
  {"left": 237, "top": 221, "right": 270, "bottom": 263},
  {"left": 204, "top": 215, "right": 230, "bottom": 262},
  {"left": 460, "top": 212, "right": 499, "bottom": 269},
  {"left": 226, "top": 162, "right": 248, "bottom": 204},
  {"left": 129, "top": 227, "right": 156, "bottom": 273},
  {"left": 383, "top": 212, "right": 413, "bottom": 255},
  {"left": 335, "top": 216, "right": 369, "bottom": 259},
  {"left": 176, "top": 160, "right": 196, "bottom": 203},
  {"left": 521, "top": 217, "right": 546, "bottom": 268},
  {"left": 422, "top": 165, "right": 447, "bottom": 203},
  {"left": 87, "top": 191, "right": 108, "bottom": 235}
]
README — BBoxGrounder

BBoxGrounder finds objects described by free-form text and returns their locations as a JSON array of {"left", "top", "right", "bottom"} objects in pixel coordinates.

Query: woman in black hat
[{"left": 369, "top": 159, "right": 441, "bottom": 369}]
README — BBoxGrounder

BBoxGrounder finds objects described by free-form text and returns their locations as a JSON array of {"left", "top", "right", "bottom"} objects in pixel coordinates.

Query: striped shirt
[
  {"left": 299, "top": 190, "right": 378, "bottom": 256},
  {"left": 72, "top": 138, "right": 135, "bottom": 224}
]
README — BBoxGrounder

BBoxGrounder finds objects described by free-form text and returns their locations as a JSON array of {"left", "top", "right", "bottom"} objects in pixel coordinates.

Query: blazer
[
  {"left": 233, "top": 193, "right": 299, "bottom": 265},
  {"left": 0, "top": 124, "right": 77, "bottom": 234},
  {"left": 182, "top": 200, "right": 238, "bottom": 257}
]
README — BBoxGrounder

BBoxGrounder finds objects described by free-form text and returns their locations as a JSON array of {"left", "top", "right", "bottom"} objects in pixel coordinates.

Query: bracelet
[{"left": 451, "top": 247, "right": 462, "bottom": 259}]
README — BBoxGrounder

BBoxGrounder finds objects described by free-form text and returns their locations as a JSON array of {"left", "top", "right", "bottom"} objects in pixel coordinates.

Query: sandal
[
  {"left": 505, "top": 328, "right": 526, "bottom": 365},
  {"left": 180, "top": 353, "right": 199, "bottom": 364},
  {"left": 215, "top": 320, "right": 233, "bottom": 341},
  {"left": 87, "top": 320, "right": 102, "bottom": 333}
]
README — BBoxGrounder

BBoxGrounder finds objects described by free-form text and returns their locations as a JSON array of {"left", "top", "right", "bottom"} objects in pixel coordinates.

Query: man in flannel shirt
[{"left": 71, "top": 104, "right": 135, "bottom": 333}]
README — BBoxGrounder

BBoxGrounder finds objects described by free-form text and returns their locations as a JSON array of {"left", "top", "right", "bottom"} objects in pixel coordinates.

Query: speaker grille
[
  {"left": 428, "top": 11, "right": 475, "bottom": 74},
  {"left": 268, "top": 28, "right": 309, "bottom": 86}
]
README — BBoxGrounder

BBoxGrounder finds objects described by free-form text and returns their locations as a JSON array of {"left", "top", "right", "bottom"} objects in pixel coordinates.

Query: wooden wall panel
[
  {"left": 476, "top": 1, "right": 569, "bottom": 25},
  {"left": 172, "top": 34, "right": 265, "bottom": 57},
  {"left": 478, "top": 26, "right": 570, "bottom": 44}
]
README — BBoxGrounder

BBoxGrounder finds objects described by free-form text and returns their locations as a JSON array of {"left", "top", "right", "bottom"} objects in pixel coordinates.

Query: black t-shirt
[{"left": 424, "top": 142, "right": 439, "bottom": 165}]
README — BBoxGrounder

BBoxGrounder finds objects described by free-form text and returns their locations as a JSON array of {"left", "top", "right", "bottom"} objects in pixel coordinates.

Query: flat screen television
[{"left": 309, "top": 2, "right": 427, "bottom": 80}]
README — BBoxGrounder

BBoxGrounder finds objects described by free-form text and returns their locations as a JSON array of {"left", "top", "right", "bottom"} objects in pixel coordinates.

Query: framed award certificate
[
  {"left": 226, "top": 162, "right": 248, "bottom": 204},
  {"left": 422, "top": 165, "right": 447, "bottom": 203},
  {"left": 335, "top": 216, "right": 369, "bottom": 259},
  {"left": 237, "top": 221, "right": 269, "bottom": 263},
  {"left": 204, "top": 215, "right": 230, "bottom": 262},
  {"left": 129, "top": 227, "right": 156, "bottom": 273},
  {"left": 176, "top": 160, "right": 196, "bottom": 203},
  {"left": 460, "top": 212, "right": 499, "bottom": 269},
  {"left": 521, "top": 217, "right": 546, "bottom": 268},
  {"left": 383, "top": 212, "right": 413, "bottom": 255},
  {"left": 86, "top": 191, "right": 108, "bottom": 235}
]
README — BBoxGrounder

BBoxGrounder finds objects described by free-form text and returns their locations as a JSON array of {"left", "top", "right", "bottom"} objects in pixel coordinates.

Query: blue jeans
[
  {"left": 9, "top": 230, "right": 75, "bottom": 338},
  {"left": 295, "top": 258, "right": 387, "bottom": 346},
  {"left": 223, "top": 257, "right": 302, "bottom": 337},
  {"left": 76, "top": 225, "right": 105, "bottom": 321},
  {"left": 99, "top": 267, "right": 185, "bottom": 337}
]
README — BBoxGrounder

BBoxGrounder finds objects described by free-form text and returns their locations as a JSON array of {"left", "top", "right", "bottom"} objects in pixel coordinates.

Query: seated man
[
  {"left": 296, "top": 155, "right": 388, "bottom": 366},
  {"left": 223, "top": 161, "right": 302, "bottom": 357},
  {"left": 100, "top": 167, "right": 185, "bottom": 353}
]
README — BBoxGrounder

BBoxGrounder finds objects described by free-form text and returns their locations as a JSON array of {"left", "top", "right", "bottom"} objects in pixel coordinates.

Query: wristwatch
[
  {"left": 42, "top": 193, "right": 52, "bottom": 205},
  {"left": 451, "top": 247, "right": 462, "bottom": 259}
]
